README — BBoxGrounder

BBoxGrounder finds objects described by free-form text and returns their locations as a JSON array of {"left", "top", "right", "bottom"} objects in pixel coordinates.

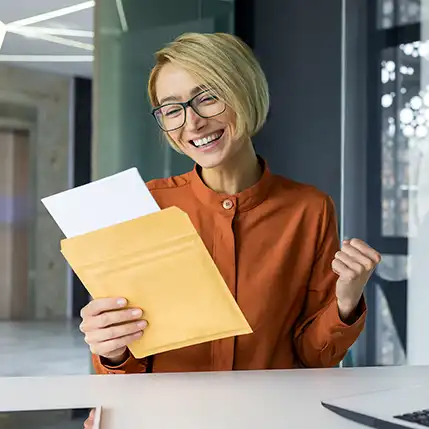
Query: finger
[
  {"left": 83, "top": 410, "right": 94, "bottom": 429},
  {"left": 332, "top": 258, "right": 356, "bottom": 282},
  {"left": 332, "top": 263, "right": 340, "bottom": 276},
  {"left": 340, "top": 244, "right": 375, "bottom": 272},
  {"left": 335, "top": 250, "right": 366, "bottom": 276},
  {"left": 80, "top": 297, "right": 128, "bottom": 319},
  {"left": 348, "top": 238, "right": 381, "bottom": 264},
  {"left": 80, "top": 308, "right": 144, "bottom": 333},
  {"left": 85, "top": 319, "right": 147, "bottom": 344},
  {"left": 92, "top": 331, "right": 143, "bottom": 357},
  {"left": 83, "top": 419, "right": 93, "bottom": 428},
  {"left": 84, "top": 417, "right": 94, "bottom": 429}
]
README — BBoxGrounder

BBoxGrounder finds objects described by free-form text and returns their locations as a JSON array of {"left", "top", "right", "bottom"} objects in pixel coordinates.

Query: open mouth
[{"left": 190, "top": 130, "right": 224, "bottom": 148}]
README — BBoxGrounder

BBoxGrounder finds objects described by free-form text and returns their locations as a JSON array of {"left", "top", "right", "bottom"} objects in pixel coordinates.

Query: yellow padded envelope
[{"left": 61, "top": 206, "right": 252, "bottom": 358}]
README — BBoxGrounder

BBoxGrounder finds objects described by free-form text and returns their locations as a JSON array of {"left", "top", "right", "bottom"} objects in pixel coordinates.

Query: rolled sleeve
[
  {"left": 293, "top": 196, "right": 367, "bottom": 368},
  {"left": 92, "top": 351, "right": 149, "bottom": 374}
]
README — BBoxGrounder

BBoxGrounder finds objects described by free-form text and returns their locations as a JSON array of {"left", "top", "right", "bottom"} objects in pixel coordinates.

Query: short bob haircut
[{"left": 148, "top": 32, "right": 270, "bottom": 153}]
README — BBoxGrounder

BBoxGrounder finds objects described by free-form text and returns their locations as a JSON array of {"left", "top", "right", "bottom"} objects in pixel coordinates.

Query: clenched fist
[{"left": 332, "top": 238, "right": 381, "bottom": 320}]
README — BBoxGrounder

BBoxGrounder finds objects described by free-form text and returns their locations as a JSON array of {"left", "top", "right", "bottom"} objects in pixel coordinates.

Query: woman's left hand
[{"left": 332, "top": 238, "right": 381, "bottom": 320}]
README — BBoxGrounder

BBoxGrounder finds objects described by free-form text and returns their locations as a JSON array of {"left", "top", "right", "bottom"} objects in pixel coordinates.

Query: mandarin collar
[{"left": 189, "top": 157, "right": 274, "bottom": 215}]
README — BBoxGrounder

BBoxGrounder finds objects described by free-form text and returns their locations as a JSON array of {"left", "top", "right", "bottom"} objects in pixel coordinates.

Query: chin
[
  {"left": 189, "top": 154, "right": 225, "bottom": 170},
  {"left": 182, "top": 141, "right": 231, "bottom": 170},
  {"left": 188, "top": 142, "right": 235, "bottom": 169}
]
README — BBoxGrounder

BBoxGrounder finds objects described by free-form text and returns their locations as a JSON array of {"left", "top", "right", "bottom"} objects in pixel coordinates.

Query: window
[
  {"left": 362, "top": 0, "right": 425, "bottom": 366},
  {"left": 378, "top": 0, "right": 421, "bottom": 28},
  {"left": 380, "top": 42, "right": 424, "bottom": 237}
]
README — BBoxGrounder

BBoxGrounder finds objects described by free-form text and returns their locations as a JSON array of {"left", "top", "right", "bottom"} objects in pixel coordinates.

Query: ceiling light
[
  {"left": 0, "top": 2, "right": 95, "bottom": 64},
  {"left": 8, "top": 1, "right": 95, "bottom": 28},
  {"left": 9, "top": 27, "right": 93, "bottom": 51},
  {"left": 116, "top": 0, "right": 128, "bottom": 32},
  {"left": 0, "top": 21, "right": 6, "bottom": 50},
  {"left": 7, "top": 25, "right": 94, "bottom": 38},
  {"left": 0, "top": 55, "right": 93, "bottom": 62}
]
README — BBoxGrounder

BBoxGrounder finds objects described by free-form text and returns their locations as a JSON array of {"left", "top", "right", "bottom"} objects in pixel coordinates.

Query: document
[
  {"left": 41, "top": 167, "right": 160, "bottom": 238},
  {"left": 42, "top": 168, "right": 252, "bottom": 359}
]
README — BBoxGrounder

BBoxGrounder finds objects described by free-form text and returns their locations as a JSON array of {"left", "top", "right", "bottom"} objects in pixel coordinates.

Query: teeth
[{"left": 193, "top": 132, "right": 222, "bottom": 147}]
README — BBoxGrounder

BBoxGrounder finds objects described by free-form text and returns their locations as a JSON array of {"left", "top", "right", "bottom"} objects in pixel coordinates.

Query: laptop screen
[{"left": 0, "top": 407, "right": 98, "bottom": 429}]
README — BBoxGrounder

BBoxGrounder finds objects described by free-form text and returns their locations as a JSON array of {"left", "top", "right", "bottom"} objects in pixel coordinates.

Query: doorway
[{"left": 0, "top": 128, "right": 31, "bottom": 320}]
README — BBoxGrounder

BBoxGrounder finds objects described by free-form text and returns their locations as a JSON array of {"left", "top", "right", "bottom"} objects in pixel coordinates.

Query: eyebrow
[{"left": 158, "top": 86, "right": 206, "bottom": 105}]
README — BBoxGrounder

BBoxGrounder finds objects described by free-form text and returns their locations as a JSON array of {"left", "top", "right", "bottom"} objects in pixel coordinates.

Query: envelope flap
[{"left": 61, "top": 206, "right": 194, "bottom": 266}]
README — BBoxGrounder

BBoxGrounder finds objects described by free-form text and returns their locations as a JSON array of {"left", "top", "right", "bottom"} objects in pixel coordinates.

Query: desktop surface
[
  {"left": 322, "top": 384, "right": 429, "bottom": 428},
  {"left": 0, "top": 365, "right": 428, "bottom": 429}
]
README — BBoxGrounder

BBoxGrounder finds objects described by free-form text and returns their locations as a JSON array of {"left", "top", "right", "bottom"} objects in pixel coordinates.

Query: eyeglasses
[{"left": 151, "top": 89, "right": 226, "bottom": 132}]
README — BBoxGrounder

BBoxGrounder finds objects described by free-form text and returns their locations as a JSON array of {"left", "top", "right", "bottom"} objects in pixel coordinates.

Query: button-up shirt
[{"left": 93, "top": 158, "right": 366, "bottom": 374}]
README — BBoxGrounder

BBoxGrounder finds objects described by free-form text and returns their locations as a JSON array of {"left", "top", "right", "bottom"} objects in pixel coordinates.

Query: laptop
[
  {"left": 321, "top": 385, "right": 429, "bottom": 428},
  {"left": 0, "top": 406, "right": 102, "bottom": 429}
]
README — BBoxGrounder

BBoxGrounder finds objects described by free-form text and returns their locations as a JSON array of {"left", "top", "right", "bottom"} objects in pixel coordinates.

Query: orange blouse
[{"left": 92, "top": 158, "right": 366, "bottom": 374}]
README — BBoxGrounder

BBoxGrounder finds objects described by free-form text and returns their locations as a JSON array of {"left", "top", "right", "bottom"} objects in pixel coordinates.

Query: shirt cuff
[
  {"left": 324, "top": 294, "right": 367, "bottom": 340},
  {"left": 92, "top": 351, "right": 148, "bottom": 374}
]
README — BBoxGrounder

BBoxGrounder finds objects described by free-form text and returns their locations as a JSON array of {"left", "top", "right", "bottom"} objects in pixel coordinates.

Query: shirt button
[{"left": 222, "top": 199, "right": 234, "bottom": 210}]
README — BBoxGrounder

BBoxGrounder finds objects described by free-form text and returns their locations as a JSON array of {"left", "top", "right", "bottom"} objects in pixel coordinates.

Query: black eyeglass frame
[{"left": 151, "top": 89, "right": 227, "bottom": 132}]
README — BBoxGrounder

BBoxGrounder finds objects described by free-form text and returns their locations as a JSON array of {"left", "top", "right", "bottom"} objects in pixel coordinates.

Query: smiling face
[{"left": 154, "top": 62, "right": 251, "bottom": 170}]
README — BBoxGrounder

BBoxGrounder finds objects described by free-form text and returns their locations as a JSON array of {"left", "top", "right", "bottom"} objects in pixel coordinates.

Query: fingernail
[
  {"left": 117, "top": 298, "right": 127, "bottom": 307},
  {"left": 132, "top": 309, "right": 142, "bottom": 316},
  {"left": 138, "top": 320, "right": 147, "bottom": 328}
]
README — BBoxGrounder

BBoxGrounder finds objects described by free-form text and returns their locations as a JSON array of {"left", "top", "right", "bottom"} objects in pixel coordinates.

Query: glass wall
[
  {"left": 409, "top": 0, "right": 429, "bottom": 365},
  {"left": 0, "top": 1, "right": 92, "bottom": 377},
  {"left": 344, "top": 0, "right": 429, "bottom": 366},
  {"left": 93, "top": 0, "right": 235, "bottom": 181},
  {"left": 377, "top": 0, "right": 429, "bottom": 366}
]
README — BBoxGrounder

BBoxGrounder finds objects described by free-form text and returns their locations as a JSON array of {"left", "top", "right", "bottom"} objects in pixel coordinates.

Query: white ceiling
[{"left": 0, "top": 0, "right": 94, "bottom": 78}]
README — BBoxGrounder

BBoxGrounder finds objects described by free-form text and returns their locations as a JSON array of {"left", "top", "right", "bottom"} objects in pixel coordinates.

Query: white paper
[{"left": 41, "top": 168, "right": 160, "bottom": 238}]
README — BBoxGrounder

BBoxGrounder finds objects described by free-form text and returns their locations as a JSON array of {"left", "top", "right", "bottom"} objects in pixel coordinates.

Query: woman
[{"left": 80, "top": 32, "right": 381, "bottom": 374}]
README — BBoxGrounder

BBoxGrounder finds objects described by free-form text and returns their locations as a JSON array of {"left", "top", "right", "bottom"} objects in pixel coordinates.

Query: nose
[{"left": 185, "top": 106, "right": 207, "bottom": 131}]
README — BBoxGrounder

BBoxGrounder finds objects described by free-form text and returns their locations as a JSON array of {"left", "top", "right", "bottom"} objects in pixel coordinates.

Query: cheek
[
  {"left": 167, "top": 130, "right": 183, "bottom": 145},
  {"left": 221, "top": 110, "right": 237, "bottom": 131},
  {"left": 166, "top": 131, "right": 192, "bottom": 154}
]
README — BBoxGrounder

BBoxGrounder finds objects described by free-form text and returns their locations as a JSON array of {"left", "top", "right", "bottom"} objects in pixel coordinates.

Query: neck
[{"left": 200, "top": 141, "right": 262, "bottom": 195}]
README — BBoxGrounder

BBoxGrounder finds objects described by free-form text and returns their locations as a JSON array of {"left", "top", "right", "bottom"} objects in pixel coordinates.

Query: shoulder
[
  {"left": 146, "top": 171, "right": 195, "bottom": 209},
  {"left": 270, "top": 175, "right": 338, "bottom": 249},
  {"left": 146, "top": 171, "right": 192, "bottom": 194},
  {"left": 271, "top": 174, "right": 336, "bottom": 215}
]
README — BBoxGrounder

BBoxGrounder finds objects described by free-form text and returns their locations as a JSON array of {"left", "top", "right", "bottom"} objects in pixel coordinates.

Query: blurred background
[{"left": 0, "top": 0, "right": 427, "bottom": 376}]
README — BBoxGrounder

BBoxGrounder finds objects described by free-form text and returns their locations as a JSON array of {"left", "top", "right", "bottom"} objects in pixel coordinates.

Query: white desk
[{"left": 0, "top": 365, "right": 428, "bottom": 428}]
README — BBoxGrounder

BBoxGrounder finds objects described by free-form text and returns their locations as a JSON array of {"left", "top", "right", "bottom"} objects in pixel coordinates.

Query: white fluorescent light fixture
[
  {"left": 8, "top": 27, "right": 94, "bottom": 51},
  {"left": 6, "top": 25, "right": 94, "bottom": 38},
  {"left": 0, "top": 1, "right": 95, "bottom": 63},
  {"left": 116, "top": 0, "right": 129, "bottom": 32},
  {"left": 8, "top": 1, "right": 95, "bottom": 28},
  {"left": 0, "top": 21, "right": 6, "bottom": 50},
  {"left": 0, "top": 55, "right": 93, "bottom": 62}
]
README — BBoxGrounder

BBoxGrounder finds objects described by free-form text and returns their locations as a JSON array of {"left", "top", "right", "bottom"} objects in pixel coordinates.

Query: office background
[{"left": 0, "top": 0, "right": 427, "bottom": 375}]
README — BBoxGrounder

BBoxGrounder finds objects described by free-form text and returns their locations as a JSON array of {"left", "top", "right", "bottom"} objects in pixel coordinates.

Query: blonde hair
[{"left": 148, "top": 32, "right": 270, "bottom": 152}]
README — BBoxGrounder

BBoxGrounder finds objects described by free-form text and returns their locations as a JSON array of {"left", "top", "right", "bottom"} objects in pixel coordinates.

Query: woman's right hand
[{"left": 79, "top": 297, "right": 147, "bottom": 364}]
